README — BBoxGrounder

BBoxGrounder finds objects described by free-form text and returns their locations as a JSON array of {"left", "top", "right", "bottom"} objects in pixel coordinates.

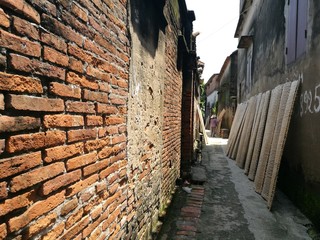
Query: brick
[
  {"left": 61, "top": 9, "right": 95, "bottom": 38},
  {"left": 12, "top": 16, "right": 39, "bottom": 40},
  {"left": 83, "top": 211, "right": 108, "bottom": 238},
  {"left": 66, "top": 152, "right": 97, "bottom": 171},
  {"left": 104, "top": 126, "right": 119, "bottom": 135},
  {"left": 29, "top": 0, "right": 57, "bottom": 16},
  {"left": 84, "top": 138, "right": 110, "bottom": 152},
  {"left": 83, "top": 89, "right": 109, "bottom": 103},
  {"left": 99, "top": 163, "right": 119, "bottom": 179},
  {"left": 86, "top": 65, "right": 110, "bottom": 82},
  {"left": 7, "top": 94, "right": 64, "bottom": 112},
  {"left": 98, "top": 82, "right": 111, "bottom": 93},
  {"left": 42, "top": 14, "right": 83, "bottom": 46},
  {"left": 83, "top": 162, "right": 100, "bottom": 177},
  {"left": 0, "top": 29, "right": 40, "bottom": 57},
  {"left": 96, "top": 180, "right": 107, "bottom": 193},
  {"left": 42, "top": 222, "right": 65, "bottom": 240},
  {"left": 98, "top": 145, "right": 123, "bottom": 160},
  {"left": 109, "top": 95, "right": 126, "bottom": 105},
  {"left": 69, "top": 57, "right": 84, "bottom": 73},
  {"left": 67, "top": 129, "right": 96, "bottom": 143},
  {"left": 84, "top": 39, "right": 104, "bottom": 57},
  {"left": 10, "top": 162, "right": 65, "bottom": 192},
  {"left": 50, "top": 82, "right": 81, "bottom": 99},
  {"left": 60, "top": 216, "right": 90, "bottom": 240},
  {"left": 66, "top": 174, "right": 99, "bottom": 197},
  {"left": 0, "top": 94, "right": 4, "bottom": 110},
  {"left": 112, "top": 134, "right": 126, "bottom": 144},
  {"left": 0, "top": 223, "right": 7, "bottom": 240},
  {"left": 66, "top": 100, "right": 95, "bottom": 114},
  {"left": 66, "top": 71, "right": 98, "bottom": 90},
  {"left": 0, "top": 182, "right": 7, "bottom": 200},
  {"left": 0, "top": 116, "right": 40, "bottom": 132},
  {"left": 40, "top": 169, "right": 82, "bottom": 195},
  {"left": 68, "top": 44, "right": 94, "bottom": 63},
  {"left": 86, "top": 115, "right": 103, "bottom": 126},
  {"left": 61, "top": 198, "right": 78, "bottom": 216},
  {"left": 71, "top": 3, "right": 88, "bottom": 22},
  {"left": 41, "top": 32, "right": 67, "bottom": 53},
  {"left": 66, "top": 208, "right": 83, "bottom": 229},
  {"left": 7, "top": 130, "right": 66, "bottom": 153},
  {"left": 117, "top": 78, "right": 129, "bottom": 88},
  {"left": 96, "top": 103, "right": 118, "bottom": 114},
  {"left": 0, "top": 0, "right": 40, "bottom": 23},
  {"left": 0, "top": 54, "right": 5, "bottom": 68},
  {"left": 9, "top": 54, "right": 66, "bottom": 80},
  {"left": 44, "top": 114, "right": 84, "bottom": 128},
  {"left": 0, "top": 190, "right": 36, "bottom": 217},
  {"left": 105, "top": 116, "right": 125, "bottom": 125},
  {"left": 89, "top": 227, "right": 102, "bottom": 240},
  {"left": 44, "top": 46, "right": 69, "bottom": 67},
  {"left": 0, "top": 152, "right": 42, "bottom": 179},
  {"left": 8, "top": 190, "right": 65, "bottom": 232},
  {"left": 80, "top": 190, "right": 95, "bottom": 203},
  {"left": 44, "top": 143, "right": 83, "bottom": 163},
  {"left": 25, "top": 212, "right": 57, "bottom": 238},
  {"left": 0, "top": 72, "right": 43, "bottom": 93},
  {"left": 0, "top": 8, "right": 10, "bottom": 28}
]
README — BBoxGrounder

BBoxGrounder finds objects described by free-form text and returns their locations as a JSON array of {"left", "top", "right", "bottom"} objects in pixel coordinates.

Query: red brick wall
[
  {"left": 0, "top": 0, "right": 129, "bottom": 239},
  {"left": 162, "top": 26, "right": 183, "bottom": 207}
]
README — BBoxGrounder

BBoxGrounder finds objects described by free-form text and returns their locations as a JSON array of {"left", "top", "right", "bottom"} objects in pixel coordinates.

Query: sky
[{"left": 185, "top": 1, "right": 239, "bottom": 82}]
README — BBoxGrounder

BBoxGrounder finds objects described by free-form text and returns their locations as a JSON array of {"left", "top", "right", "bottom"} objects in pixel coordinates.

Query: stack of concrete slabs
[
  {"left": 226, "top": 103, "right": 245, "bottom": 156},
  {"left": 267, "top": 80, "right": 300, "bottom": 209},
  {"left": 236, "top": 97, "right": 257, "bottom": 169},
  {"left": 248, "top": 91, "right": 271, "bottom": 181},
  {"left": 254, "top": 84, "right": 283, "bottom": 194},
  {"left": 244, "top": 93, "right": 262, "bottom": 175},
  {"left": 261, "top": 82, "right": 291, "bottom": 200},
  {"left": 227, "top": 103, "right": 248, "bottom": 159}
]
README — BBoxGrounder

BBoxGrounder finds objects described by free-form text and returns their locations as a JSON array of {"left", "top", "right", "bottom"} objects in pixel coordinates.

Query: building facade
[{"left": 235, "top": 0, "right": 320, "bottom": 228}]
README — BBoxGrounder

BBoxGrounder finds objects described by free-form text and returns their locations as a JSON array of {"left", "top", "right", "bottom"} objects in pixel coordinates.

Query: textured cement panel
[
  {"left": 226, "top": 103, "right": 243, "bottom": 156},
  {"left": 268, "top": 80, "right": 300, "bottom": 210},
  {"left": 248, "top": 91, "right": 271, "bottom": 181},
  {"left": 227, "top": 103, "right": 247, "bottom": 158},
  {"left": 261, "top": 82, "right": 291, "bottom": 200},
  {"left": 254, "top": 85, "right": 283, "bottom": 194},
  {"left": 244, "top": 93, "right": 262, "bottom": 175},
  {"left": 236, "top": 97, "right": 257, "bottom": 169},
  {"left": 231, "top": 103, "right": 249, "bottom": 160}
]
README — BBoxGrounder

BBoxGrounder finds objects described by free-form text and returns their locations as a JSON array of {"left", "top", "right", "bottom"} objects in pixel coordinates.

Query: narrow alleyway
[{"left": 158, "top": 134, "right": 312, "bottom": 240}]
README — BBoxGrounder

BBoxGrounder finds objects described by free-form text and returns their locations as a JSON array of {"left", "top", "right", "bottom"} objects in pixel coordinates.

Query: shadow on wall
[{"left": 130, "top": 0, "right": 167, "bottom": 57}]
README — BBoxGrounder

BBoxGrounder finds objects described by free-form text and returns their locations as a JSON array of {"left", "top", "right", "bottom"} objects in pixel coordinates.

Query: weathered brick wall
[
  {"left": 127, "top": 0, "right": 184, "bottom": 238},
  {"left": 161, "top": 9, "right": 183, "bottom": 210},
  {"left": 0, "top": 0, "right": 130, "bottom": 239}
]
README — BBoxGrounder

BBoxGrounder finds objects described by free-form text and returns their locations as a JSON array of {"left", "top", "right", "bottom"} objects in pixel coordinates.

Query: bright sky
[{"left": 185, "top": 1, "right": 239, "bottom": 82}]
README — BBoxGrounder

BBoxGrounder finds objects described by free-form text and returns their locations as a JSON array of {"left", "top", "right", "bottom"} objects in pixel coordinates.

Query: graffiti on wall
[{"left": 300, "top": 82, "right": 320, "bottom": 117}]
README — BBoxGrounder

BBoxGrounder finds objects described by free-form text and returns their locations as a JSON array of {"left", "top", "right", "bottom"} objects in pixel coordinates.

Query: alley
[{"left": 158, "top": 135, "right": 312, "bottom": 240}]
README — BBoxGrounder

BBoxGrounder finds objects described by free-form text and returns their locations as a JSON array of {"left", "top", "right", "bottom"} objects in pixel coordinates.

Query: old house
[
  {"left": 216, "top": 51, "right": 238, "bottom": 133},
  {"left": 234, "top": 0, "right": 320, "bottom": 228},
  {"left": 0, "top": 0, "right": 200, "bottom": 239},
  {"left": 204, "top": 73, "right": 219, "bottom": 127}
]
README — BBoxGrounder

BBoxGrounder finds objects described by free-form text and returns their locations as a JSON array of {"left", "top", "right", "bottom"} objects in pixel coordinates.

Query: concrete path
[
  {"left": 157, "top": 136, "right": 312, "bottom": 240},
  {"left": 197, "top": 137, "right": 311, "bottom": 240}
]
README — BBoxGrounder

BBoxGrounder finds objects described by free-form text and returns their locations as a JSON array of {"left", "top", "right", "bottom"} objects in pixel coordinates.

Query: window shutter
[
  {"left": 287, "top": 0, "right": 298, "bottom": 64},
  {"left": 296, "top": 0, "right": 308, "bottom": 58}
]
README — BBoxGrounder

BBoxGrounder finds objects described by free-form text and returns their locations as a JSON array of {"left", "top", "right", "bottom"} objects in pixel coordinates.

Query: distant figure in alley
[{"left": 210, "top": 114, "right": 218, "bottom": 137}]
